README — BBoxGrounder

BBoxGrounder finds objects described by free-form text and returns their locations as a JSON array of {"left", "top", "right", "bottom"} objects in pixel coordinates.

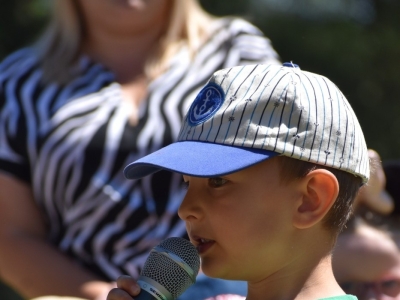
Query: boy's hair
[{"left": 278, "top": 156, "right": 362, "bottom": 237}]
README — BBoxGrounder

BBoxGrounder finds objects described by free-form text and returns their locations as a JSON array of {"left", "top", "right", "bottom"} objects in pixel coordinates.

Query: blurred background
[
  {"left": 0, "top": 1, "right": 399, "bottom": 299},
  {"left": 1, "top": 0, "right": 399, "bottom": 160}
]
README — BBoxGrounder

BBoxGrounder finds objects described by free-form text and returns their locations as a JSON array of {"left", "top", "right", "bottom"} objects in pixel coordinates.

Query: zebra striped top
[{"left": 0, "top": 17, "right": 280, "bottom": 280}]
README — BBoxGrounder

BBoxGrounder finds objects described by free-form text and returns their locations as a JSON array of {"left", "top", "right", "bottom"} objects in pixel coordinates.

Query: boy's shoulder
[
  {"left": 204, "top": 294, "right": 357, "bottom": 300},
  {"left": 319, "top": 295, "right": 357, "bottom": 300}
]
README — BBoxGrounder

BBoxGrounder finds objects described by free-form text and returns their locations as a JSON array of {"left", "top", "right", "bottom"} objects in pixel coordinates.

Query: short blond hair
[{"left": 35, "top": 0, "right": 214, "bottom": 84}]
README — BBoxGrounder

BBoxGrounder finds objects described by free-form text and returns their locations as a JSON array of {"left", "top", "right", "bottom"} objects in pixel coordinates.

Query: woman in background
[{"left": 0, "top": 0, "right": 280, "bottom": 299}]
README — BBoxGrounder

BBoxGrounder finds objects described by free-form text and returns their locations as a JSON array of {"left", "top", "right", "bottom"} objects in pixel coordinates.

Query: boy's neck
[{"left": 246, "top": 253, "right": 344, "bottom": 300}]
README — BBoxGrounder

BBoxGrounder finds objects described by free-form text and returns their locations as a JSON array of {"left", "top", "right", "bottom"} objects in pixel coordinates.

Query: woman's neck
[{"left": 83, "top": 25, "right": 164, "bottom": 83}]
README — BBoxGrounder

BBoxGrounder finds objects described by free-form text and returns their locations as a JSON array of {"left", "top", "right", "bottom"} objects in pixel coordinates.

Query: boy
[{"left": 108, "top": 62, "right": 369, "bottom": 300}]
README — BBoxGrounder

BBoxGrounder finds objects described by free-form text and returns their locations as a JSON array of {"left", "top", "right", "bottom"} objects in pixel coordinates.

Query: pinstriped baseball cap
[{"left": 124, "top": 63, "right": 369, "bottom": 183}]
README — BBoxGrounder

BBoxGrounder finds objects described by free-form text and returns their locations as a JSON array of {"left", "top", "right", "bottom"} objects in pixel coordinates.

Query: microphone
[{"left": 135, "top": 237, "right": 200, "bottom": 300}]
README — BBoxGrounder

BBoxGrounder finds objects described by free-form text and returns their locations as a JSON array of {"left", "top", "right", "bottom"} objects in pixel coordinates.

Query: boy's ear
[{"left": 293, "top": 169, "right": 339, "bottom": 229}]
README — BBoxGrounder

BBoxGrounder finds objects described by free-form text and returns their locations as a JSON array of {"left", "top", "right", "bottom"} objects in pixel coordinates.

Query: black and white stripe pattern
[{"left": 0, "top": 18, "right": 280, "bottom": 279}]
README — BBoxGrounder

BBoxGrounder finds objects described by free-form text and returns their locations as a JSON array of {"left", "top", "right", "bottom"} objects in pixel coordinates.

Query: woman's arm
[{"left": 0, "top": 174, "right": 114, "bottom": 300}]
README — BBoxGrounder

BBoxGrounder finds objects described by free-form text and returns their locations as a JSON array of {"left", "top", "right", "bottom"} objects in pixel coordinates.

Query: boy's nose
[{"left": 178, "top": 188, "right": 202, "bottom": 222}]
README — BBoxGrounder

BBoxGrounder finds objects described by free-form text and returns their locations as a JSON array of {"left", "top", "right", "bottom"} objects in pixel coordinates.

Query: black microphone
[{"left": 135, "top": 237, "right": 200, "bottom": 300}]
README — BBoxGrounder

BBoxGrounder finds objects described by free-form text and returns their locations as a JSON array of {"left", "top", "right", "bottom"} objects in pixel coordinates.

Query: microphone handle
[
  {"left": 135, "top": 278, "right": 171, "bottom": 300},
  {"left": 134, "top": 289, "right": 158, "bottom": 300}
]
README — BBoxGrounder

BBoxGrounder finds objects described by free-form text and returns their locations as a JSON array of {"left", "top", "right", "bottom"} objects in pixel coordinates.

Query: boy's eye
[{"left": 208, "top": 177, "right": 228, "bottom": 188}]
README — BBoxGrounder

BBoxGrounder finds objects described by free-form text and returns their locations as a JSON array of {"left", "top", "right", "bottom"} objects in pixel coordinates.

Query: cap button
[{"left": 283, "top": 62, "right": 300, "bottom": 69}]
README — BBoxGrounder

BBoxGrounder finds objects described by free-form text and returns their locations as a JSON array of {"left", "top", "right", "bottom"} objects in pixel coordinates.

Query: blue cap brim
[{"left": 124, "top": 141, "right": 279, "bottom": 179}]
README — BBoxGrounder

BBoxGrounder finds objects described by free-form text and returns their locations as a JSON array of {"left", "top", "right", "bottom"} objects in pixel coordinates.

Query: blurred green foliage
[
  {"left": 0, "top": 0, "right": 49, "bottom": 58},
  {"left": 0, "top": 0, "right": 399, "bottom": 160},
  {"left": 201, "top": 0, "right": 400, "bottom": 160}
]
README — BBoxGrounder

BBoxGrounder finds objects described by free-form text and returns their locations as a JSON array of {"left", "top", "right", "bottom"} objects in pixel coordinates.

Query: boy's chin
[{"left": 201, "top": 260, "right": 243, "bottom": 281}]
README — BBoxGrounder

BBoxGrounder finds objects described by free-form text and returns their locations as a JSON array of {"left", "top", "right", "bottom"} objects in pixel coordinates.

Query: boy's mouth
[{"left": 192, "top": 236, "right": 215, "bottom": 254}]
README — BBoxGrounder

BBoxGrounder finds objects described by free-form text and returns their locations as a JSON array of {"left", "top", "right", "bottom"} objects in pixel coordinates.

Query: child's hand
[
  {"left": 106, "top": 275, "right": 141, "bottom": 300},
  {"left": 355, "top": 149, "right": 394, "bottom": 215}
]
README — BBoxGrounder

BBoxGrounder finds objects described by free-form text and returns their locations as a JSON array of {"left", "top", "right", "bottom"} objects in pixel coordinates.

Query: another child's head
[
  {"left": 124, "top": 63, "right": 369, "bottom": 280},
  {"left": 333, "top": 220, "right": 400, "bottom": 299}
]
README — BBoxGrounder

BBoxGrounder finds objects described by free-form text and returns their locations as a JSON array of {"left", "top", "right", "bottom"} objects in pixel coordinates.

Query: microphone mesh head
[{"left": 141, "top": 237, "right": 200, "bottom": 299}]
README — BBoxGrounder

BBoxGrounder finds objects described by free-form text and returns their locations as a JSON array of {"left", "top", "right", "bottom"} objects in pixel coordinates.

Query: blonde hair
[{"left": 35, "top": 0, "right": 214, "bottom": 84}]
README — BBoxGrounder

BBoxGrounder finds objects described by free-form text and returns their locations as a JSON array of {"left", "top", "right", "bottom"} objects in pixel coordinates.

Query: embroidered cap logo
[{"left": 188, "top": 82, "right": 225, "bottom": 126}]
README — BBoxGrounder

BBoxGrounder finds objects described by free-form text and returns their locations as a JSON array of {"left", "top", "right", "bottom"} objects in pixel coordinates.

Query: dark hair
[
  {"left": 383, "top": 160, "right": 400, "bottom": 216},
  {"left": 276, "top": 156, "right": 363, "bottom": 237}
]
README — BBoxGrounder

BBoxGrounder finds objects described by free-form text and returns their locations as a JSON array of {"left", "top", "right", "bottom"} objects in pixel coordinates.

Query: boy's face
[{"left": 178, "top": 157, "right": 303, "bottom": 281}]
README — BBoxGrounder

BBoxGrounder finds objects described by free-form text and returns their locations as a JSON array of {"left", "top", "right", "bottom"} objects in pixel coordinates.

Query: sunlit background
[{"left": 0, "top": 0, "right": 399, "bottom": 159}]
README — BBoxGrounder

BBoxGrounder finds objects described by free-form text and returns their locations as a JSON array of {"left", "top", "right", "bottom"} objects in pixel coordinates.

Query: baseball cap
[{"left": 124, "top": 62, "right": 369, "bottom": 183}]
